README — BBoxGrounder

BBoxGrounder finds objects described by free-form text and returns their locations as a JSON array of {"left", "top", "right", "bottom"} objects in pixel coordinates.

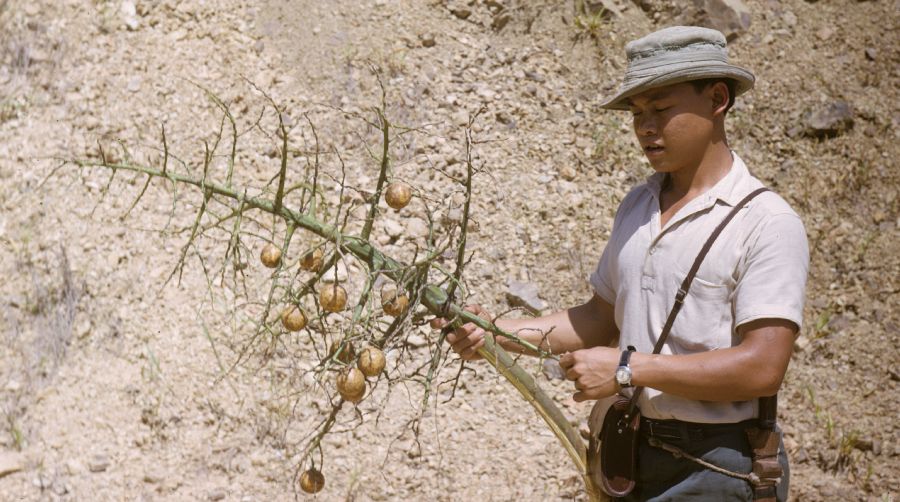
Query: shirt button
[{"left": 649, "top": 247, "right": 656, "bottom": 255}]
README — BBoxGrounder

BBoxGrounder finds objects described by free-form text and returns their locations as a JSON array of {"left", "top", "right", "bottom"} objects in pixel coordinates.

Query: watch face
[{"left": 616, "top": 367, "right": 631, "bottom": 385}]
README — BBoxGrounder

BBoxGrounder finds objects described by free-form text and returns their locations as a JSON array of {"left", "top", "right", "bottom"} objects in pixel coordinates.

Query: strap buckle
[{"left": 674, "top": 287, "right": 688, "bottom": 305}]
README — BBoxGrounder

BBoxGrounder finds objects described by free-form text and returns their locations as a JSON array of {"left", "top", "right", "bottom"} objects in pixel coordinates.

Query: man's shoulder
[
  {"left": 743, "top": 178, "right": 803, "bottom": 223},
  {"left": 617, "top": 179, "right": 655, "bottom": 211}
]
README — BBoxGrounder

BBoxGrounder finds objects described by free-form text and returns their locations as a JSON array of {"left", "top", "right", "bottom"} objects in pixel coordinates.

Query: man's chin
[{"left": 646, "top": 157, "right": 676, "bottom": 173}]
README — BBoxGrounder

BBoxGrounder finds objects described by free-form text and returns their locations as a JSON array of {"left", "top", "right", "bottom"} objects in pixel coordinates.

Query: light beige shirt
[{"left": 590, "top": 151, "right": 809, "bottom": 423}]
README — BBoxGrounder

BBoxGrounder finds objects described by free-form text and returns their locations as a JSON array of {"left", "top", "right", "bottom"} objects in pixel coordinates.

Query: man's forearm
[
  {"left": 630, "top": 321, "right": 795, "bottom": 402},
  {"left": 494, "top": 296, "right": 618, "bottom": 356}
]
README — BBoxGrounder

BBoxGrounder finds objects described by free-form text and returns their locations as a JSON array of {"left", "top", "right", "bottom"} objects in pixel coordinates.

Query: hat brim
[{"left": 600, "top": 61, "right": 755, "bottom": 111}]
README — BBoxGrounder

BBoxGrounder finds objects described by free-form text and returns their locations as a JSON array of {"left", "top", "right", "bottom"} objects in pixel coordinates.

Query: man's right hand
[{"left": 430, "top": 304, "right": 494, "bottom": 361}]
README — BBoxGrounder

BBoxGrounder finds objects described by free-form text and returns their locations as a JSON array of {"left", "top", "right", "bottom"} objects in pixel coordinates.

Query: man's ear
[{"left": 709, "top": 81, "right": 730, "bottom": 116}]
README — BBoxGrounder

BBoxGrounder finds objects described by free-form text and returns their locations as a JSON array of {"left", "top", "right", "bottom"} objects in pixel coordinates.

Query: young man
[{"left": 436, "top": 26, "right": 808, "bottom": 500}]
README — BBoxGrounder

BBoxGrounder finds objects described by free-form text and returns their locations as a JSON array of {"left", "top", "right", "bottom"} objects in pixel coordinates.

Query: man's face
[{"left": 626, "top": 81, "right": 722, "bottom": 174}]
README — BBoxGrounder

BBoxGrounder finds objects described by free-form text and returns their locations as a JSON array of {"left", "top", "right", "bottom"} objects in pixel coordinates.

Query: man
[{"left": 435, "top": 26, "right": 808, "bottom": 500}]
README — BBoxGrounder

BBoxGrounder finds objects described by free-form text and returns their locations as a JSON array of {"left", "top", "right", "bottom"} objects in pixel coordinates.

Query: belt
[{"left": 640, "top": 417, "right": 757, "bottom": 442}]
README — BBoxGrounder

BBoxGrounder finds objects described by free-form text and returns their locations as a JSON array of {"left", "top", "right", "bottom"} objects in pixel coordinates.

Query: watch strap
[{"left": 618, "top": 345, "right": 636, "bottom": 367}]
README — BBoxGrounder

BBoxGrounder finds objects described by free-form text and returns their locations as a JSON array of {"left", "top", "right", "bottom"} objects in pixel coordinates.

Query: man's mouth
[{"left": 644, "top": 144, "right": 665, "bottom": 154}]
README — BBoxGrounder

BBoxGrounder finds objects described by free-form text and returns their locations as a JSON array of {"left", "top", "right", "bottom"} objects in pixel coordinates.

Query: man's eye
[{"left": 655, "top": 106, "right": 672, "bottom": 112}]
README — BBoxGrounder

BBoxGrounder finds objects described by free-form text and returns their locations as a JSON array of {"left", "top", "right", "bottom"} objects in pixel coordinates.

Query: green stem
[{"left": 71, "top": 158, "right": 604, "bottom": 500}]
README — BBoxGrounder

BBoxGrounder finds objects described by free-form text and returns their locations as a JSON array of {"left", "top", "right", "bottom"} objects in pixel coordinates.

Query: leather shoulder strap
[{"left": 629, "top": 187, "right": 769, "bottom": 409}]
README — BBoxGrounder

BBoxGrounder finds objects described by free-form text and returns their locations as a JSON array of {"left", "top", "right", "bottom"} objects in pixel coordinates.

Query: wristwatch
[{"left": 615, "top": 345, "right": 637, "bottom": 388}]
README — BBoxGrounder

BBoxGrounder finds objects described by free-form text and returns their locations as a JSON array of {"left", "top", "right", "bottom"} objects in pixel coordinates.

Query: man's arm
[
  {"left": 559, "top": 318, "right": 796, "bottom": 402},
  {"left": 439, "top": 294, "right": 619, "bottom": 360}
]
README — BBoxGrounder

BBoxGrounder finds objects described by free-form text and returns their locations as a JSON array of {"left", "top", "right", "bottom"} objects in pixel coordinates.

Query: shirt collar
[{"left": 643, "top": 150, "right": 753, "bottom": 207}]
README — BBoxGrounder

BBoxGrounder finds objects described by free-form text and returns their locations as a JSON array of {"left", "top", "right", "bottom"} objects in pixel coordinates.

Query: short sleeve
[
  {"left": 590, "top": 245, "right": 617, "bottom": 304},
  {"left": 733, "top": 213, "right": 809, "bottom": 332}
]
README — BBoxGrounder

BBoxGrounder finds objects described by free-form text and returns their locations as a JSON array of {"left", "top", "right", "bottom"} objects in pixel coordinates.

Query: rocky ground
[{"left": 0, "top": 0, "right": 897, "bottom": 500}]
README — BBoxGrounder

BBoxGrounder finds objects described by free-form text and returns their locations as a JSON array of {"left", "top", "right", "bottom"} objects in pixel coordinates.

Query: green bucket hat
[{"left": 600, "top": 26, "right": 755, "bottom": 111}]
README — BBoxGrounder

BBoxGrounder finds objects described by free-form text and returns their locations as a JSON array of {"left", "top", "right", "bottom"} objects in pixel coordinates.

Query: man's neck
[{"left": 664, "top": 143, "right": 734, "bottom": 199}]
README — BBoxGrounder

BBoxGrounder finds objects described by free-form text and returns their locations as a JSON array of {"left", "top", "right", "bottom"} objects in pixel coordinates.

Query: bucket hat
[{"left": 600, "top": 26, "right": 755, "bottom": 111}]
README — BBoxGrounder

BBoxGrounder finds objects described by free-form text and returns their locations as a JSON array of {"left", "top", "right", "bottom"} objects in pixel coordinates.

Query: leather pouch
[{"left": 589, "top": 395, "right": 640, "bottom": 497}]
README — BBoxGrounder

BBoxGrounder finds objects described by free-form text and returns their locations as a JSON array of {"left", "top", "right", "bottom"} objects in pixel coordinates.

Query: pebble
[
  {"left": 127, "top": 76, "right": 142, "bottom": 93},
  {"left": 451, "top": 110, "right": 469, "bottom": 127},
  {"left": 559, "top": 165, "right": 577, "bottom": 181},
  {"left": 405, "top": 334, "right": 428, "bottom": 348},
  {"left": 88, "top": 454, "right": 110, "bottom": 473},
  {"left": 542, "top": 359, "right": 565, "bottom": 380},
  {"left": 419, "top": 33, "right": 436, "bottom": 47},
  {"left": 321, "top": 261, "right": 348, "bottom": 283},
  {"left": 405, "top": 218, "right": 430, "bottom": 239},
  {"left": 383, "top": 219, "right": 404, "bottom": 238},
  {"left": 783, "top": 11, "right": 797, "bottom": 27},
  {"left": 143, "top": 469, "right": 165, "bottom": 483},
  {"left": 0, "top": 451, "right": 25, "bottom": 478},
  {"left": 450, "top": 8, "right": 472, "bottom": 20},
  {"left": 505, "top": 279, "right": 548, "bottom": 315},
  {"left": 803, "top": 101, "right": 854, "bottom": 138},
  {"left": 208, "top": 488, "right": 227, "bottom": 501}
]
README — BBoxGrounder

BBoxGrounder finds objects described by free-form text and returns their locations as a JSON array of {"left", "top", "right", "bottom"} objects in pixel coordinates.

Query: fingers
[
  {"left": 463, "top": 303, "right": 491, "bottom": 321},
  {"left": 445, "top": 323, "right": 479, "bottom": 344},
  {"left": 458, "top": 338, "right": 485, "bottom": 360},
  {"left": 559, "top": 351, "right": 574, "bottom": 370},
  {"left": 450, "top": 328, "right": 483, "bottom": 353},
  {"left": 429, "top": 304, "right": 489, "bottom": 333},
  {"left": 573, "top": 390, "right": 592, "bottom": 403},
  {"left": 440, "top": 322, "right": 486, "bottom": 361},
  {"left": 573, "top": 386, "right": 607, "bottom": 402},
  {"left": 429, "top": 304, "right": 491, "bottom": 362}
]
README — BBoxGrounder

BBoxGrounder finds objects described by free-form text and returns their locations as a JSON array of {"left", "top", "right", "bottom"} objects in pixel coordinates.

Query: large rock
[
  {"left": 505, "top": 280, "right": 548, "bottom": 315},
  {"left": 691, "top": 0, "right": 752, "bottom": 41},
  {"left": 803, "top": 101, "right": 855, "bottom": 138}
]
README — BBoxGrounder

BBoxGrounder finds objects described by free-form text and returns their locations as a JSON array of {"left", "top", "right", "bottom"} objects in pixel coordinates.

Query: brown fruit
[
  {"left": 299, "top": 468, "right": 325, "bottom": 494},
  {"left": 281, "top": 306, "right": 307, "bottom": 332},
  {"left": 357, "top": 347, "right": 386, "bottom": 377},
  {"left": 300, "top": 248, "right": 324, "bottom": 272},
  {"left": 381, "top": 287, "right": 409, "bottom": 317},
  {"left": 320, "top": 284, "right": 347, "bottom": 313},
  {"left": 385, "top": 182, "right": 412, "bottom": 210},
  {"left": 336, "top": 367, "right": 366, "bottom": 403},
  {"left": 260, "top": 243, "right": 282, "bottom": 268},
  {"left": 328, "top": 341, "right": 356, "bottom": 364}
]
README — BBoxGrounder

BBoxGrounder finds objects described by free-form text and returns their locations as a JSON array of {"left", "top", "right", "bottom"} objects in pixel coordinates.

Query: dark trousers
[{"left": 618, "top": 426, "right": 790, "bottom": 501}]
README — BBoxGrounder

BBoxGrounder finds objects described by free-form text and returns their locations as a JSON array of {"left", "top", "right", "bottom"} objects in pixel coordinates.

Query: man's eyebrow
[{"left": 626, "top": 88, "right": 676, "bottom": 107}]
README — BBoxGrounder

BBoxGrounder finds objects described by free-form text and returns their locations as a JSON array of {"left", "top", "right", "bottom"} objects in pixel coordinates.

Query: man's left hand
[{"left": 558, "top": 347, "right": 620, "bottom": 402}]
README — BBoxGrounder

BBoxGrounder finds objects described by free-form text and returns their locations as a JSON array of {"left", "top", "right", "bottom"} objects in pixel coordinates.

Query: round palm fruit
[
  {"left": 381, "top": 287, "right": 409, "bottom": 317},
  {"left": 357, "top": 347, "right": 386, "bottom": 378},
  {"left": 328, "top": 341, "right": 356, "bottom": 364},
  {"left": 319, "top": 284, "right": 347, "bottom": 313},
  {"left": 299, "top": 468, "right": 325, "bottom": 494},
  {"left": 260, "top": 243, "right": 282, "bottom": 268},
  {"left": 336, "top": 367, "right": 366, "bottom": 403},
  {"left": 384, "top": 182, "right": 412, "bottom": 210},
  {"left": 281, "top": 306, "right": 307, "bottom": 332},
  {"left": 300, "top": 248, "right": 324, "bottom": 272}
]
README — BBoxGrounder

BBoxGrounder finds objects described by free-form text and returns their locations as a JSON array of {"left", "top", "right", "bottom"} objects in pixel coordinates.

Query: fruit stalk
[{"left": 70, "top": 158, "right": 604, "bottom": 501}]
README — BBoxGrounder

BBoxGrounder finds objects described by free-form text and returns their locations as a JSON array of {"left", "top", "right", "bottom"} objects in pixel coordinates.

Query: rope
[{"left": 647, "top": 437, "right": 762, "bottom": 486}]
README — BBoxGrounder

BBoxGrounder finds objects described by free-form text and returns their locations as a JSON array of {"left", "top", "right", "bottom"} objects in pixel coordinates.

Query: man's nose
[{"left": 635, "top": 114, "right": 657, "bottom": 136}]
